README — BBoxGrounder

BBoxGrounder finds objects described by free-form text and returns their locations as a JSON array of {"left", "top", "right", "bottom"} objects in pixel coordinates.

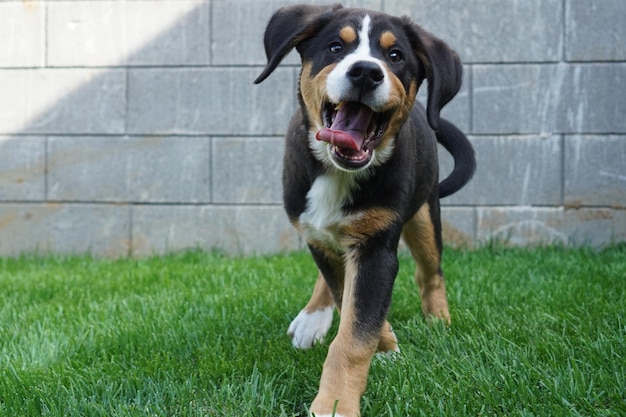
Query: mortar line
[
  {"left": 44, "top": 136, "right": 49, "bottom": 201},
  {"left": 128, "top": 204, "right": 134, "bottom": 257},
  {"left": 43, "top": 1, "right": 48, "bottom": 67},
  {"left": 208, "top": 0, "right": 214, "bottom": 66},
  {"left": 561, "top": 0, "right": 567, "bottom": 62},
  {"left": 560, "top": 134, "right": 566, "bottom": 207},
  {"left": 208, "top": 136, "right": 214, "bottom": 203},
  {"left": 124, "top": 68, "right": 129, "bottom": 134}
]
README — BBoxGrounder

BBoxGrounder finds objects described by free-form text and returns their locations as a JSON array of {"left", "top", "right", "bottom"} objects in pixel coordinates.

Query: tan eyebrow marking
[
  {"left": 379, "top": 30, "right": 397, "bottom": 49},
  {"left": 339, "top": 26, "right": 357, "bottom": 44}
]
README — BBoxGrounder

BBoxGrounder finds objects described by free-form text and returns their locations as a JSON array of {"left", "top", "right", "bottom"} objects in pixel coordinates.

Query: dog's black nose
[{"left": 347, "top": 61, "right": 384, "bottom": 89}]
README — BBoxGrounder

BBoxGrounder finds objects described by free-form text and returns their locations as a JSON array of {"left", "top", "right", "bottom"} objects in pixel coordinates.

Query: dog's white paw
[{"left": 287, "top": 307, "right": 333, "bottom": 348}]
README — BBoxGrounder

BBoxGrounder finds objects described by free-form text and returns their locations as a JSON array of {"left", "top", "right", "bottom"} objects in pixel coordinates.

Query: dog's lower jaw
[
  {"left": 327, "top": 145, "right": 376, "bottom": 173},
  {"left": 309, "top": 131, "right": 396, "bottom": 174}
]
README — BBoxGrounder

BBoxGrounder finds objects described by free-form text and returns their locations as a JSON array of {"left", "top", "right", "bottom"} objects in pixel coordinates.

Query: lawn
[{"left": 0, "top": 245, "right": 624, "bottom": 416}]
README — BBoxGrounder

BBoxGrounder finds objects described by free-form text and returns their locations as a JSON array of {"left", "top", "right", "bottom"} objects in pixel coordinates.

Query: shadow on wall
[{"left": 0, "top": 0, "right": 299, "bottom": 257}]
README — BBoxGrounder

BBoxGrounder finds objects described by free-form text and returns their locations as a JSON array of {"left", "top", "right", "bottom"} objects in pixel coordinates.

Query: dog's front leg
[{"left": 310, "top": 246, "right": 398, "bottom": 417}]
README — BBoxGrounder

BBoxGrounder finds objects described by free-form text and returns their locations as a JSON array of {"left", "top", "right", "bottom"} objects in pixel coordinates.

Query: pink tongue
[{"left": 316, "top": 103, "right": 374, "bottom": 150}]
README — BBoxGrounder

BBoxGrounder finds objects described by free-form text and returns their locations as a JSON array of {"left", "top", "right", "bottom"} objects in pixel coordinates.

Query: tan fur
[
  {"left": 299, "top": 61, "right": 338, "bottom": 136},
  {"left": 377, "top": 320, "right": 398, "bottom": 352},
  {"left": 378, "top": 79, "right": 418, "bottom": 154},
  {"left": 379, "top": 30, "right": 397, "bottom": 49},
  {"left": 340, "top": 208, "right": 398, "bottom": 246},
  {"left": 402, "top": 203, "right": 450, "bottom": 323},
  {"left": 340, "top": 26, "right": 357, "bottom": 44},
  {"left": 303, "top": 271, "right": 335, "bottom": 314}
]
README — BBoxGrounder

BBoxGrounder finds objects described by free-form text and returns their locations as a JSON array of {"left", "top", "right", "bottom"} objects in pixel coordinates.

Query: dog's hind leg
[
  {"left": 287, "top": 270, "right": 335, "bottom": 348},
  {"left": 402, "top": 202, "right": 451, "bottom": 323},
  {"left": 377, "top": 320, "right": 399, "bottom": 354}
]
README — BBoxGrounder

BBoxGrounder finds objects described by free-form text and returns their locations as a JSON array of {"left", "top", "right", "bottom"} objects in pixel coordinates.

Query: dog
[{"left": 254, "top": 4, "right": 475, "bottom": 416}]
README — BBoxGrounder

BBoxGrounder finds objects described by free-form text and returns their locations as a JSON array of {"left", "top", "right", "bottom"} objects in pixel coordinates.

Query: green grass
[{"left": 0, "top": 245, "right": 625, "bottom": 416}]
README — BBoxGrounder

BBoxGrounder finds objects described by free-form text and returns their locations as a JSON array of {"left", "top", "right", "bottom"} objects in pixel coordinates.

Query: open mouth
[{"left": 315, "top": 101, "right": 390, "bottom": 169}]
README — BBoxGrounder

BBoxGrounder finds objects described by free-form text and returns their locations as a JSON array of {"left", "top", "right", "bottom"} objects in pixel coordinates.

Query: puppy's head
[{"left": 255, "top": 4, "right": 462, "bottom": 172}]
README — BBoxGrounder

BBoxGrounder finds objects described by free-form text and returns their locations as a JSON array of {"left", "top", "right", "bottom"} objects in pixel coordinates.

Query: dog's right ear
[{"left": 253, "top": 4, "right": 342, "bottom": 84}]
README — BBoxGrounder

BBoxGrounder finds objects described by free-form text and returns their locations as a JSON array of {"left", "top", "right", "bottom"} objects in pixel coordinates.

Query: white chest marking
[{"left": 299, "top": 173, "right": 359, "bottom": 249}]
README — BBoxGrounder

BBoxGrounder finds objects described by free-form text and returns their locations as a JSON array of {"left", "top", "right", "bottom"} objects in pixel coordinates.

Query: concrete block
[
  {"left": 439, "top": 135, "right": 562, "bottom": 206},
  {"left": 473, "top": 64, "right": 626, "bottom": 134},
  {"left": 131, "top": 205, "right": 300, "bottom": 256},
  {"left": 477, "top": 207, "right": 626, "bottom": 247},
  {"left": 557, "top": 64, "right": 626, "bottom": 134},
  {"left": 561, "top": 208, "right": 626, "bottom": 246},
  {"left": 0, "top": 2, "right": 44, "bottom": 68},
  {"left": 0, "top": 69, "right": 126, "bottom": 134},
  {"left": 473, "top": 64, "right": 560, "bottom": 134},
  {"left": 386, "top": 0, "right": 563, "bottom": 63},
  {"left": 47, "top": 0, "right": 209, "bottom": 67},
  {"left": 441, "top": 207, "right": 476, "bottom": 248},
  {"left": 564, "top": 135, "right": 626, "bottom": 208},
  {"left": 565, "top": 0, "right": 626, "bottom": 61},
  {"left": 127, "top": 67, "right": 295, "bottom": 135},
  {"left": 0, "top": 137, "right": 46, "bottom": 201},
  {"left": 48, "top": 136, "right": 211, "bottom": 203},
  {"left": 212, "top": 137, "right": 283, "bottom": 204},
  {"left": 212, "top": 0, "right": 382, "bottom": 66},
  {"left": 0, "top": 203, "right": 130, "bottom": 257},
  {"left": 477, "top": 207, "right": 566, "bottom": 246}
]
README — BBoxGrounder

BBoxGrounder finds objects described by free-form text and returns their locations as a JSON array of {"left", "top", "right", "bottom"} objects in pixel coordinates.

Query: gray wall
[{"left": 0, "top": 0, "right": 624, "bottom": 257}]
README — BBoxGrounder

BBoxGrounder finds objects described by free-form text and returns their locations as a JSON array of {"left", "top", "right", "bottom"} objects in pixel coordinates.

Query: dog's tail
[{"left": 437, "top": 118, "right": 476, "bottom": 198}]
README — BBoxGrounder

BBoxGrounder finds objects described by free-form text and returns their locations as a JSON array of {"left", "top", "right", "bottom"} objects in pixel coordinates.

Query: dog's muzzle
[
  {"left": 315, "top": 60, "right": 394, "bottom": 170},
  {"left": 316, "top": 101, "right": 390, "bottom": 170}
]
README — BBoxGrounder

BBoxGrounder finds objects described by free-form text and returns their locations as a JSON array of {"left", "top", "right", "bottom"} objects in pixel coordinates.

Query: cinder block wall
[{"left": 0, "top": 0, "right": 624, "bottom": 257}]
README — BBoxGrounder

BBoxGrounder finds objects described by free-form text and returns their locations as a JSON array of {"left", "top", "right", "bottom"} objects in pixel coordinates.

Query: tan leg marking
[
  {"left": 310, "top": 253, "right": 377, "bottom": 417},
  {"left": 402, "top": 203, "right": 451, "bottom": 323},
  {"left": 303, "top": 271, "right": 335, "bottom": 314},
  {"left": 377, "top": 320, "right": 399, "bottom": 353}
]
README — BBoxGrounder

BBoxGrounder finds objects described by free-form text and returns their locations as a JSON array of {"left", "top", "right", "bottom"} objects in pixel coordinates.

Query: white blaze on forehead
[
  {"left": 354, "top": 14, "right": 373, "bottom": 57},
  {"left": 326, "top": 14, "right": 391, "bottom": 110}
]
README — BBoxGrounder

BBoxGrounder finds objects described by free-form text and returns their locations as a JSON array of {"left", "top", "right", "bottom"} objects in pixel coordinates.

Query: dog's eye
[
  {"left": 388, "top": 49, "right": 404, "bottom": 64},
  {"left": 328, "top": 41, "right": 344, "bottom": 54}
]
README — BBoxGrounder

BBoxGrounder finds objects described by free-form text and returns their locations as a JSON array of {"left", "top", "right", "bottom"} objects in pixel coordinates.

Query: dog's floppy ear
[
  {"left": 403, "top": 19, "right": 462, "bottom": 130},
  {"left": 253, "top": 4, "right": 343, "bottom": 84}
]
